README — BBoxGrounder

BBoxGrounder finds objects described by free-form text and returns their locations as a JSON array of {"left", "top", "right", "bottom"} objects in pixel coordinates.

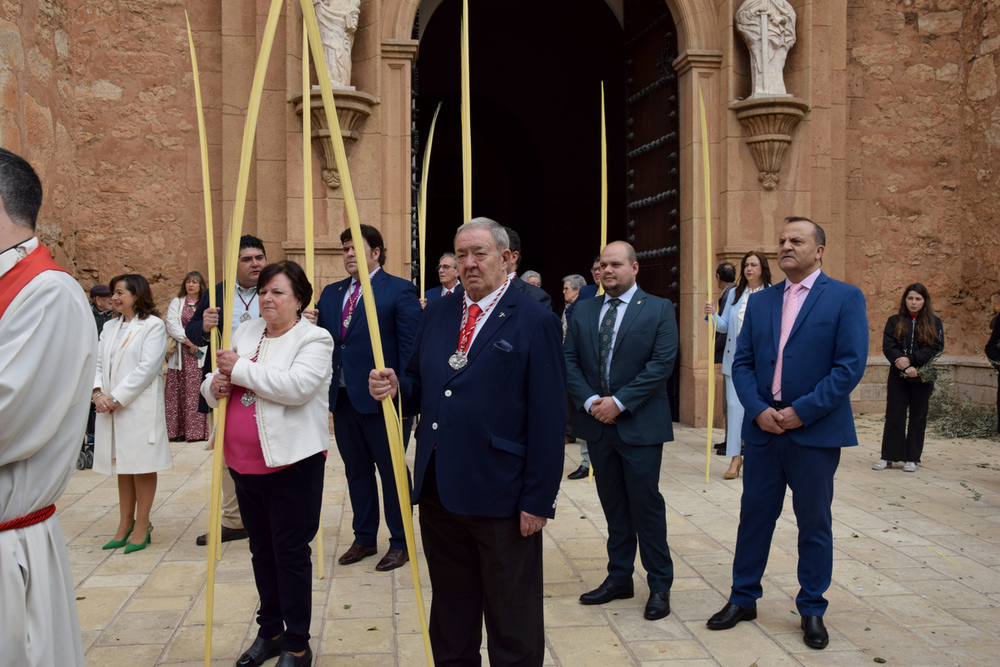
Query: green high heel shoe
[
  {"left": 124, "top": 523, "right": 153, "bottom": 554},
  {"left": 102, "top": 521, "right": 135, "bottom": 549}
]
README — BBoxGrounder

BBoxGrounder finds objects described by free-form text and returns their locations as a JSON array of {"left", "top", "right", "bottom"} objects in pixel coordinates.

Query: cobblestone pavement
[{"left": 65, "top": 415, "right": 1000, "bottom": 665}]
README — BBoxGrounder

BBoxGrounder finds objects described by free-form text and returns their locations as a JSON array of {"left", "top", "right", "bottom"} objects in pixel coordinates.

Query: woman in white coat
[
  {"left": 704, "top": 250, "right": 772, "bottom": 479},
  {"left": 92, "top": 274, "right": 172, "bottom": 554},
  {"left": 202, "top": 261, "right": 333, "bottom": 667}
]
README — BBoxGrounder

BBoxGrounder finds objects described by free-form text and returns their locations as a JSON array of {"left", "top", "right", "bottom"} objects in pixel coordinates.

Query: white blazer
[
  {"left": 93, "top": 315, "right": 173, "bottom": 475},
  {"left": 712, "top": 285, "right": 767, "bottom": 376},
  {"left": 165, "top": 296, "right": 207, "bottom": 370},
  {"left": 202, "top": 317, "right": 334, "bottom": 468}
]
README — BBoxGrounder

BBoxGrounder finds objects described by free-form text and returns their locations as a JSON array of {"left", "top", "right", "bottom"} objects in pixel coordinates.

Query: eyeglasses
[{"left": 437, "top": 264, "right": 457, "bottom": 270}]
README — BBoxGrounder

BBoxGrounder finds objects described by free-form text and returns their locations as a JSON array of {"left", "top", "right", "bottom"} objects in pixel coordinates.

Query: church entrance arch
[{"left": 381, "top": 0, "right": 723, "bottom": 424}]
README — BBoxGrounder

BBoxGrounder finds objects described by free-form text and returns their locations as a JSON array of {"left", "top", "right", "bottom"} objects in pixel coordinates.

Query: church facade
[{"left": 2, "top": 0, "right": 997, "bottom": 424}]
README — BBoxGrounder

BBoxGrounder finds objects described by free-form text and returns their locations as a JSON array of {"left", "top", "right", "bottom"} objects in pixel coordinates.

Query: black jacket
[{"left": 883, "top": 314, "right": 944, "bottom": 380}]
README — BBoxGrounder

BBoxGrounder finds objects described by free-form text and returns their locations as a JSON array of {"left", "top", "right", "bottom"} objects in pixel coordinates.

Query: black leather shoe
[
  {"left": 236, "top": 634, "right": 282, "bottom": 667},
  {"left": 338, "top": 543, "right": 378, "bottom": 565},
  {"left": 579, "top": 580, "right": 634, "bottom": 605},
  {"left": 643, "top": 591, "right": 670, "bottom": 620},
  {"left": 567, "top": 465, "right": 590, "bottom": 480},
  {"left": 706, "top": 602, "right": 757, "bottom": 630},
  {"left": 375, "top": 548, "right": 408, "bottom": 571},
  {"left": 801, "top": 615, "right": 829, "bottom": 649},
  {"left": 274, "top": 646, "right": 312, "bottom": 667},
  {"left": 196, "top": 526, "right": 248, "bottom": 546}
]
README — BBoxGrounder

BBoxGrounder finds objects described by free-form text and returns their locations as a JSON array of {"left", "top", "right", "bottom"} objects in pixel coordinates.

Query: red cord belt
[{"left": 0, "top": 504, "right": 56, "bottom": 532}]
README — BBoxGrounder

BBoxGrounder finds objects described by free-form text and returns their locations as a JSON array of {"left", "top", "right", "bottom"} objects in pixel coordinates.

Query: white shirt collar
[
  {"left": 0, "top": 237, "right": 39, "bottom": 279},
  {"left": 603, "top": 282, "right": 639, "bottom": 306}
]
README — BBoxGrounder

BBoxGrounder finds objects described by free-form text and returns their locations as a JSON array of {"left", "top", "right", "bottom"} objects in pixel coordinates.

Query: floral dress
[{"left": 164, "top": 299, "right": 209, "bottom": 441}]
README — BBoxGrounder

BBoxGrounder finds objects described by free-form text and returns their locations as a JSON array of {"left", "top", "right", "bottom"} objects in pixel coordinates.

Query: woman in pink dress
[{"left": 164, "top": 271, "right": 209, "bottom": 441}]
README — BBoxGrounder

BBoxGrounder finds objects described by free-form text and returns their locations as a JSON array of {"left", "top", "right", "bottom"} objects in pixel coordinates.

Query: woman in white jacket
[
  {"left": 164, "top": 271, "right": 209, "bottom": 441},
  {"left": 202, "top": 261, "right": 333, "bottom": 667},
  {"left": 704, "top": 251, "right": 772, "bottom": 480},
  {"left": 92, "top": 274, "right": 172, "bottom": 553}
]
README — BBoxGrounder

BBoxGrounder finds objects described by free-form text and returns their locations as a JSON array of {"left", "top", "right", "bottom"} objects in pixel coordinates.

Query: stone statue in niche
[
  {"left": 313, "top": 0, "right": 362, "bottom": 87},
  {"left": 735, "top": 0, "right": 797, "bottom": 97}
]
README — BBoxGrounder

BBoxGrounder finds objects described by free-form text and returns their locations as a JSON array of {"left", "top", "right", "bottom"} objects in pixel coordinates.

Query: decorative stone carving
[
  {"left": 735, "top": 0, "right": 796, "bottom": 97},
  {"left": 313, "top": 0, "right": 361, "bottom": 88},
  {"left": 292, "top": 87, "right": 377, "bottom": 190},
  {"left": 730, "top": 96, "right": 809, "bottom": 190}
]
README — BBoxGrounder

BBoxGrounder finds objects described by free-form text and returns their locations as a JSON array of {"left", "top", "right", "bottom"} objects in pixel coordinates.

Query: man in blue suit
[
  {"left": 420, "top": 252, "right": 461, "bottom": 308},
  {"left": 316, "top": 224, "right": 421, "bottom": 572},
  {"left": 707, "top": 217, "right": 868, "bottom": 650},
  {"left": 564, "top": 241, "right": 678, "bottom": 622},
  {"left": 369, "top": 218, "right": 565, "bottom": 666}
]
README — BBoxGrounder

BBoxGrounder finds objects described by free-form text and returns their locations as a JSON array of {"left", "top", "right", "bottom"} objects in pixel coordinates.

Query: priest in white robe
[{"left": 0, "top": 148, "right": 95, "bottom": 667}]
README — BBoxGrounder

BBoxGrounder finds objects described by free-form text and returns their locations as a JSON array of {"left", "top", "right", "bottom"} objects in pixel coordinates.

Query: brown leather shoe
[
  {"left": 195, "top": 526, "right": 248, "bottom": 546},
  {"left": 375, "top": 548, "right": 409, "bottom": 571},
  {"left": 338, "top": 543, "right": 378, "bottom": 565}
]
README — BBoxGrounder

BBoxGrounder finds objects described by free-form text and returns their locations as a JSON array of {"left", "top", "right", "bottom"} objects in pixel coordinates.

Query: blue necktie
[{"left": 598, "top": 298, "right": 621, "bottom": 395}]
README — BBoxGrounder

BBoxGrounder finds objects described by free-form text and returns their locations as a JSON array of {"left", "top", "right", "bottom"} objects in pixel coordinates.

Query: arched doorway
[
  {"left": 412, "top": 0, "right": 681, "bottom": 415},
  {"left": 413, "top": 0, "right": 628, "bottom": 293}
]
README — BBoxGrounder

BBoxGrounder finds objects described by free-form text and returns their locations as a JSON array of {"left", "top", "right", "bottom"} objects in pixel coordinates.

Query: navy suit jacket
[
  {"left": 424, "top": 282, "right": 462, "bottom": 303},
  {"left": 186, "top": 282, "right": 230, "bottom": 414},
  {"left": 317, "top": 269, "right": 421, "bottom": 415},
  {"left": 731, "top": 272, "right": 868, "bottom": 448},
  {"left": 512, "top": 275, "right": 553, "bottom": 311},
  {"left": 564, "top": 288, "right": 677, "bottom": 446},
  {"left": 399, "top": 287, "right": 566, "bottom": 519}
]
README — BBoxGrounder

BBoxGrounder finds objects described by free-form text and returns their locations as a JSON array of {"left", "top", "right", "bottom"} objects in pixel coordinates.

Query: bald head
[{"left": 599, "top": 241, "right": 639, "bottom": 297}]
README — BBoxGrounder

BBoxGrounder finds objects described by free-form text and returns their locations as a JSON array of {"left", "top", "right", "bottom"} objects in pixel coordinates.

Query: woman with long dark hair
[
  {"left": 92, "top": 274, "right": 172, "bottom": 553},
  {"left": 164, "top": 271, "right": 209, "bottom": 441},
  {"left": 873, "top": 283, "right": 944, "bottom": 473},
  {"left": 705, "top": 250, "right": 772, "bottom": 479}
]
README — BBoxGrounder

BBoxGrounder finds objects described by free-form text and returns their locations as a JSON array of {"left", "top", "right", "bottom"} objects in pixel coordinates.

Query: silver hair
[
  {"left": 455, "top": 217, "right": 510, "bottom": 255},
  {"left": 562, "top": 274, "right": 586, "bottom": 290},
  {"left": 521, "top": 270, "right": 541, "bottom": 284}
]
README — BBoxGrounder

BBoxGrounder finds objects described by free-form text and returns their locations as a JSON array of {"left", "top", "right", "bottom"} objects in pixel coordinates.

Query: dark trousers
[
  {"left": 332, "top": 387, "right": 412, "bottom": 550},
  {"left": 880, "top": 370, "right": 934, "bottom": 463},
  {"left": 730, "top": 433, "right": 840, "bottom": 616},
  {"left": 420, "top": 455, "right": 544, "bottom": 667},
  {"left": 230, "top": 453, "right": 324, "bottom": 653},
  {"left": 589, "top": 425, "right": 673, "bottom": 592}
]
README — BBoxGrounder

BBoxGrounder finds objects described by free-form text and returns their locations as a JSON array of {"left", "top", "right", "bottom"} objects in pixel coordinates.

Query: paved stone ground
[{"left": 64, "top": 415, "right": 1000, "bottom": 666}]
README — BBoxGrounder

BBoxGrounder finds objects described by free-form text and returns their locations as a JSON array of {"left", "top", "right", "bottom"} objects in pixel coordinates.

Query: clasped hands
[
  {"left": 894, "top": 356, "right": 918, "bottom": 378},
  {"left": 755, "top": 405, "right": 803, "bottom": 434},
  {"left": 94, "top": 393, "right": 117, "bottom": 414},
  {"left": 210, "top": 350, "right": 241, "bottom": 399},
  {"left": 589, "top": 396, "right": 620, "bottom": 424}
]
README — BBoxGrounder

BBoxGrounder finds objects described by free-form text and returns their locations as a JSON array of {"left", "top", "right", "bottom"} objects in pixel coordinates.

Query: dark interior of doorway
[{"left": 413, "top": 0, "right": 627, "bottom": 302}]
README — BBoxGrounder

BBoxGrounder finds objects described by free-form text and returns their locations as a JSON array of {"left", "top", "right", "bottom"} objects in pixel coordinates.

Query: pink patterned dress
[{"left": 164, "top": 299, "right": 209, "bottom": 441}]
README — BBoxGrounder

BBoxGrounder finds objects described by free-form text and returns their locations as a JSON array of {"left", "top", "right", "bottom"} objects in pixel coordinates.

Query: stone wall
[
  {"left": 1, "top": 0, "right": 222, "bottom": 309},
  {"left": 846, "top": 0, "right": 1000, "bottom": 359}
]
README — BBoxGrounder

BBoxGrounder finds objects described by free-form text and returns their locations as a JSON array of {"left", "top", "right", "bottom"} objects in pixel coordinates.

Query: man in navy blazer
[
  {"left": 316, "top": 224, "right": 421, "bottom": 572},
  {"left": 369, "top": 218, "right": 565, "bottom": 666},
  {"left": 421, "top": 252, "right": 461, "bottom": 308},
  {"left": 707, "top": 217, "right": 868, "bottom": 650},
  {"left": 564, "top": 241, "right": 678, "bottom": 622}
]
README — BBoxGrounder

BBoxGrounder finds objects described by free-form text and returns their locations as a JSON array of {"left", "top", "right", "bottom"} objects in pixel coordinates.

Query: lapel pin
[{"left": 498, "top": 312, "right": 505, "bottom": 318}]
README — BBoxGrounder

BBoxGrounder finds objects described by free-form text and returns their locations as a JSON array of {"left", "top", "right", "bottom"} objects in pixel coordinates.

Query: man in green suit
[{"left": 564, "top": 241, "right": 678, "bottom": 622}]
